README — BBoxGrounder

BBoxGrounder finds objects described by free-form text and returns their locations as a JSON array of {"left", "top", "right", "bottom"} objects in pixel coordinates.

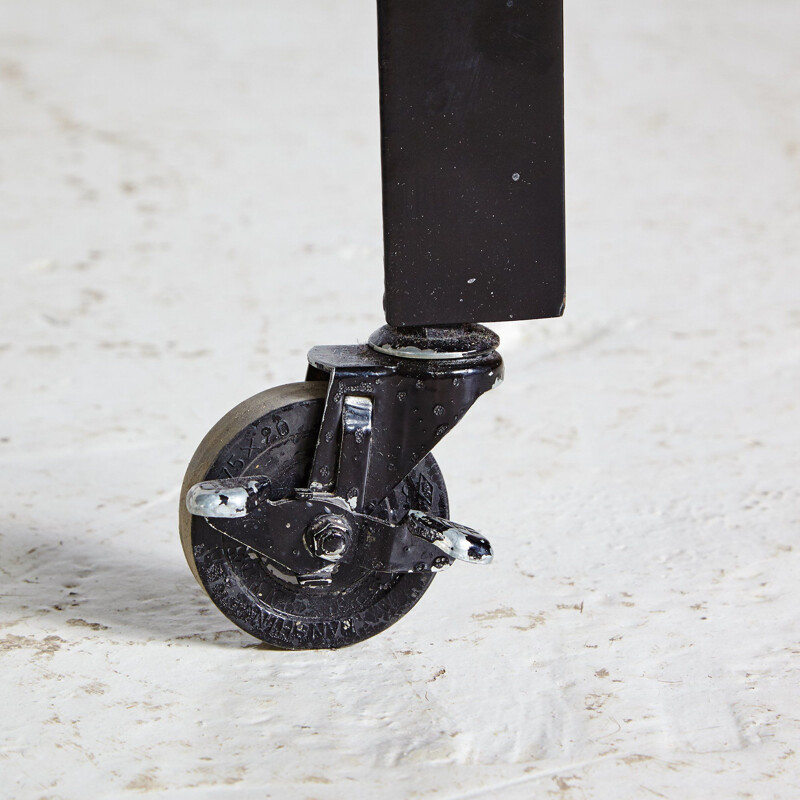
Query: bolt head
[
  {"left": 306, "top": 514, "right": 352, "bottom": 562},
  {"left": 431, "top": 556, "right": 451, "bottom": 572},
  {"left": 315, "top": 529, "right": 348, "bottom": 559}
]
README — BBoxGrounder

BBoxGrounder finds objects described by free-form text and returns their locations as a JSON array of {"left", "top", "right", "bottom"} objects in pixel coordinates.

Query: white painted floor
[{"left": 1, "top": 1, "right": 798, "bottom": 797}]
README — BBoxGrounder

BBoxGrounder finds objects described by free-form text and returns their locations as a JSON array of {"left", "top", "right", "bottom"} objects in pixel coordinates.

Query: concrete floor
[{"left": 1, "top": 1, "right": 798, "bottom": 797}]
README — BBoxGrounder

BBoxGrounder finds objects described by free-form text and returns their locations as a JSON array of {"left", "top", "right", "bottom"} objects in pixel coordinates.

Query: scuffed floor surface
[{"left": 1, "top": 1, "right": 798, "bottom": 797}]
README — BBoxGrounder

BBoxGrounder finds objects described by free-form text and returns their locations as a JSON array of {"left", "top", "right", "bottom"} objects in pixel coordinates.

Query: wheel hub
[{"left": 305, "top": 514, "right": 352, "bottom": 562}]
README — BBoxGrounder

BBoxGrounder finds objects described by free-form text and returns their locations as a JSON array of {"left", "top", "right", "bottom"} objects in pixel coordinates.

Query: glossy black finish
[
  {"left": 305, "top": 343, "right": 503, "bottom": 514},
  {"left": 206, "top": 492, "right": 456, "bottom": 575},
  {"left": 378, "top": 0, "right": 565, "bottom": 326},
  {"left": 189, "top": 390, "right": 450, "bottom": 649}
]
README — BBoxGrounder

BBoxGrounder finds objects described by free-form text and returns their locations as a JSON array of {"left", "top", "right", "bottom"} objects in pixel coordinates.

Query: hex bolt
[{"left": 305, "top": 514, "right": 353, "bottom": 562}]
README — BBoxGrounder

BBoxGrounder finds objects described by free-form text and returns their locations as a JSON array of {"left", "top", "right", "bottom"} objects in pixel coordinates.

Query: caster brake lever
[{"left": 185, "top": 478, "right": 493, "bottom": 575}]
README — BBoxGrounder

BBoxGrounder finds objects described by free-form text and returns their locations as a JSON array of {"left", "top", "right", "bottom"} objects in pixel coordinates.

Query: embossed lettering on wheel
[{"left": 182, "top": 383, "right": 448, "bottom": 649}]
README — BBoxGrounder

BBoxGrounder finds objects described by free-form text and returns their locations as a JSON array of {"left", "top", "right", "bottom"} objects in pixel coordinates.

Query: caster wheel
[{"left": 179, "top": 382, "right": 449, "bottom": 649}]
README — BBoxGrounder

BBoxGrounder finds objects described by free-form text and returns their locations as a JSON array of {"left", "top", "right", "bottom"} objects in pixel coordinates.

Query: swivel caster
[{"left": 180, "top": 325, "right": 501, "bottom": 649}]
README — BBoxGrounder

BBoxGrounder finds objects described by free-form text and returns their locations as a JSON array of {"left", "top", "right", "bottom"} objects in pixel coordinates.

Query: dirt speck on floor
[{"left": 0, "top": 634, "right": 65, "bottom": 657}]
